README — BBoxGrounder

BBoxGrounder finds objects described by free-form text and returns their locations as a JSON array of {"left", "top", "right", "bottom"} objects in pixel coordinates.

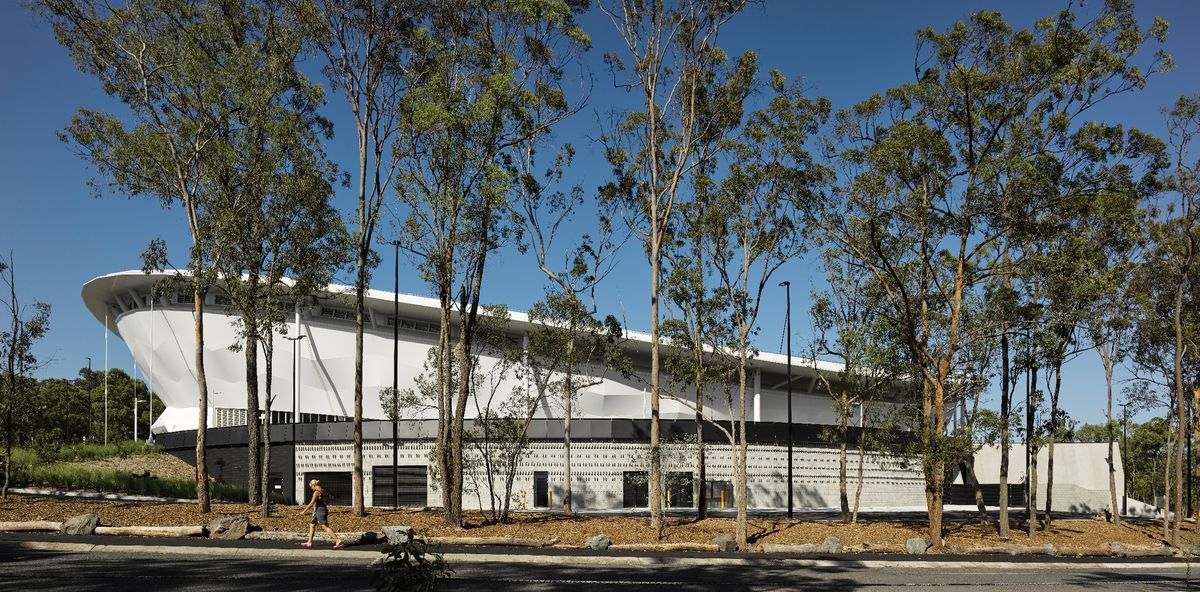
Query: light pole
[
  {"left": 283, "top": 333, "right": 306, "bottom": 501},
  {"left": 1120, "top": 401, "right": 1130, "bottom": 517},
  {"left": 779, "top": 280, "right": 793, "bottom": 520},
  {"left": 391, "top": 239, "right": 401, "bottom": 509}
]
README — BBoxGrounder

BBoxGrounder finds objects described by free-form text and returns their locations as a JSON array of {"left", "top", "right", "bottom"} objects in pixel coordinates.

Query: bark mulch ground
[{"left": 0, "top": 495, "right": 1188, "bottom": 553}]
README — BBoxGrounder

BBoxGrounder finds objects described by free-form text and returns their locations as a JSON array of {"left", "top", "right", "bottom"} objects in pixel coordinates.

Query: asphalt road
[{"left": 2, "top": 546, "right": 1197, "bottom": 591}]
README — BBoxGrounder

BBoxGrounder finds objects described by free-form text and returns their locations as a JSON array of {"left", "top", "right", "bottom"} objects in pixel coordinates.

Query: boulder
[
  {"left": 382, "top": 525, "right": 416, "bottom": 546},
  {"left": 1109, "top": 542, "right": 1127, "bottom": 558},
  {"left": 1042, "top": 543, "right": 1058, "bottom": 557},
  {"left": 710, "top": 533, "right": 737, "bottom": 553},
  {"left": 60, "top": 513, "right": 100, "bottom": 536},
  {"left": 207, "top": 515, "right": 251, "bottom": 540},
  {"left": 1178, "top": 543, "right": 1200, "bottom": 557},
  {"left": 905, "top": 537, "right": 932, "bottom": 555},
  {"left": 587, "top": 534, "right": 612, "bottom": 551},
  {"left": 822, "top": 536, "right": 843, "bottom": 554}
]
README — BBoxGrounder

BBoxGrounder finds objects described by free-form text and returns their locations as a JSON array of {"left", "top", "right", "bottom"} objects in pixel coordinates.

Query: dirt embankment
[{"left": 61, "top": 453, "right": 196, "bottom": 482}]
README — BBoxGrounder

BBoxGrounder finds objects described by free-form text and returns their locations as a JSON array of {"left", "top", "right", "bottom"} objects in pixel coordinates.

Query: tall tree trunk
[
  {"left": 649, "top": 240, "right": 663, "bottom": 538},
  {"left": 960, "top": 394, "right": 988, "bottom": 529},
  {"left": 1173, "top": 278, "right": 1187, "bottom": 546},
  {"left": 959, "top": 457, "right": 988, "bottom": 529},
  {"left": 437, "top": 298, "right": 453, "bottom": 515},
  {"left": 563, "top": 339, "right": 575, "bottom": 514},
  {"left": 694, "top": 241, "right": 707, "bottom": 521},
  {"left": 695, "top": 377, "right": 706, "bottom": 520},
  {"left": 922, "top": 378, "right": 946, "bottom": 548},
  {"left": 451, "top": 338, "right": 470, "bottom": 528},
  {"left": 1164, "top": 427, "right": 1172, "bottom": 539},
  {"left": 1044, "top": 356, "right": 1062, "bottom": 530},
  {"left": 852, "top": 419, "right": 866, "bottom": 523},
  {"left": 1027, "top": 360, "right": 1039, "bottom": 538},
  {"left": 839, "top": 400, "right": 850, "bottom": 523},
  {"left": 734, "top": 360, "right": 748, "bottom": 548},
  {"left": 563, "top": 372, "right": 573, "bottom": 514},
  {"left": 999, "top": 330, "right": 1011, "bottom": 538},
  {"left": 352, "top": 244, "right": 367, "bottom": 516},
  {"left": 194, "top": 283, "right": 210, "bottom": 513},
  {"left": 244, "top": 329, "right": 261, "bottom": 506},
  {"left": 1104, "top": 337, "right": 1120, "bottom": 524},
  {"left": 261, "top": 336, "right": 273, "bottom": 519}
]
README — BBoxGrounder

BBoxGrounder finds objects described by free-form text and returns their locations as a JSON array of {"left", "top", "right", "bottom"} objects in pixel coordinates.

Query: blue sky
[{"left": 2, "top": 1, "right": 1196, "bottom": 425}]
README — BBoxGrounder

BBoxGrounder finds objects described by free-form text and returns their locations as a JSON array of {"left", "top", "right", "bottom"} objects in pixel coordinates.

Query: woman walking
[{"left": 299, "top": 479, "right": 344, "bottom": 548}]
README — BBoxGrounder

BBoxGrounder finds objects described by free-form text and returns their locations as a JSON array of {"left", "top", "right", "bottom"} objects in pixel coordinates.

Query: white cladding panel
[{"left": 88, "top": 271, "right": 870, "bottom": 434}]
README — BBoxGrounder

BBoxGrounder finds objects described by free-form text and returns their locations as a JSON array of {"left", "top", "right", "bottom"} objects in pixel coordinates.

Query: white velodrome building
[{"left": 90, "top": 270, "right": 1095, "bottom": 513}]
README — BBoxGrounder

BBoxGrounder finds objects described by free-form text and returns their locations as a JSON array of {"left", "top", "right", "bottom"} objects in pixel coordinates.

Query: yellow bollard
[
  {"left": 521, "top": 490, "right": 527, "bottom": 510},
  {"left": 549, "top": 490, "right": 553, "bottom": 510},
  {"left": 721, "top": 490, "right": 726, "bottom": 510},
  {"left": 667, "top": 489, "right": 672, "bottom": 509}
]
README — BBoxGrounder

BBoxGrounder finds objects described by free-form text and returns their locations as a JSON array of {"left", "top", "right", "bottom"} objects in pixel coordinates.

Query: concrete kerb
[{"left": 2, "top": 539, "right": 1194, "bottom": 571}]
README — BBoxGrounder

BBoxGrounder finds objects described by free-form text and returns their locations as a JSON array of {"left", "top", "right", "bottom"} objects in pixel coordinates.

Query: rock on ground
[
  {"left": 906, "top": 538, "right": 932, "bottom": 555},
  {"left": 822, "top": 536, "right": 843, "bottom": 554},
  {"left": 208, "top": 515, "right": 251, "bottom": 540},
  {"left": 382, "top": 525, "right": 415, "bottom": 545},
  {"left": 587, "top": 534, "right": 612, "bottom": 551},
  {"left": 710, "top": 533, "right": 737, "bottom": 553},
  {"left": 61, "top": 513, "right": 100, "bottom": 536},
  {"left": 1109, "top": 541, "right": 1127, "bottom": 557}
]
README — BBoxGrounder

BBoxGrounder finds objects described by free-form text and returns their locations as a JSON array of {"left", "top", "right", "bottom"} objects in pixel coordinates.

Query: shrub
[{"left": 373, "top": 536, "right": 453, "bottom": 592}]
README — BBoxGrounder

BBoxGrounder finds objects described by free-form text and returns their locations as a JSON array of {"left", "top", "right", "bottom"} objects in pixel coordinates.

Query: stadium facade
[{"left": 82, "top": 270, "right": 927, "bottom": 508}]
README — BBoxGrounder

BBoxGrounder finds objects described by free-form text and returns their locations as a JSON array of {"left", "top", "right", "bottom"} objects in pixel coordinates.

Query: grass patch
[
  {"left": 8, "top": 447, "right": 255, "bottom": 502},
  {"left": 12, "top": 462, "right": 250, "bottom": 502}
]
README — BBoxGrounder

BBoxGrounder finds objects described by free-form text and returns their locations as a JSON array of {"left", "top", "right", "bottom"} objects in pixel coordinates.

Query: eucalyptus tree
[
  {"left": 809, "top": 249, "right": 903, "bottom": 524},
  {"left": 40, "top": 0, "right": 315, "bottom": 512},
  {"left": 811, "top": 5, "right": 1169, "bottom": 546},
  {"left": 185, "top": 1, "right": 349, "bottom": 506},
  {"left": 699, "top": 74, "right": 829, "bottom": 547},
  {"left": 656, "top": 37, "right": 759, "bottom": 521},
  {"left": 394, "top": 0, "right": 589, "bottom": 528},
  {"left": 1074, "top": 185, "right": 1152, "bottom": 526},
  {"left": 980, "top": 272, "right": 1020, "bottom": 537},
  {"left": 503, "top": 40, "right": 627, "bottom": 514},
  {"left": 598, "top": 0, "right": 749, "bottom": 537},
  {"left": 1, "top": 255, "right": 51, "bottom": 498},
  {"left": 1161, "top": 95, "right": 1200, "bottom": 546},
  {"left": 1127, "top": 96, "right": 1200, "bottom": 544},
  {"left": 295, "top": 0, "right": 418, "bottom": 515},
  {"left": 661, "top": 201, "right": 734, "bottom": 521}
]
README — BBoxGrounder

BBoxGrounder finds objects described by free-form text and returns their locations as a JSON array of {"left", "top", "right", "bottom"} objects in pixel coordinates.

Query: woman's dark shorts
[{"left": 311, "top": 506, "right": 328, "bottom": 525}]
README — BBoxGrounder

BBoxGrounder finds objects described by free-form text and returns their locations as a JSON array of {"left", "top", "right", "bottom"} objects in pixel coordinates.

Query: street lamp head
[{"left": 778, "top": 280, "right": 790, "bottom": 287}]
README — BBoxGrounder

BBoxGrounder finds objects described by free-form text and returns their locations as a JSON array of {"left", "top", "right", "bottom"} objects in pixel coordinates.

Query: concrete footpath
[{"left": 0, "top": 531, "right": 1193, "bottom": 570}]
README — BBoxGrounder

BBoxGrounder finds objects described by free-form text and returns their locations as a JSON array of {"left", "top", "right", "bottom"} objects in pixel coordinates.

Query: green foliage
[
  {"left": 10, "top": 451, "right": 250, "bottom": 502},
  {"left": 373, "top": 536, "right": 454, "bottom": 592}
]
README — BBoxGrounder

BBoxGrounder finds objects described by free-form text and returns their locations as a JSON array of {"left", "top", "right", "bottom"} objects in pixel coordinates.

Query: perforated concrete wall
[{"left": 294, "top": 440, "right": 926, "bottom": 509}]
